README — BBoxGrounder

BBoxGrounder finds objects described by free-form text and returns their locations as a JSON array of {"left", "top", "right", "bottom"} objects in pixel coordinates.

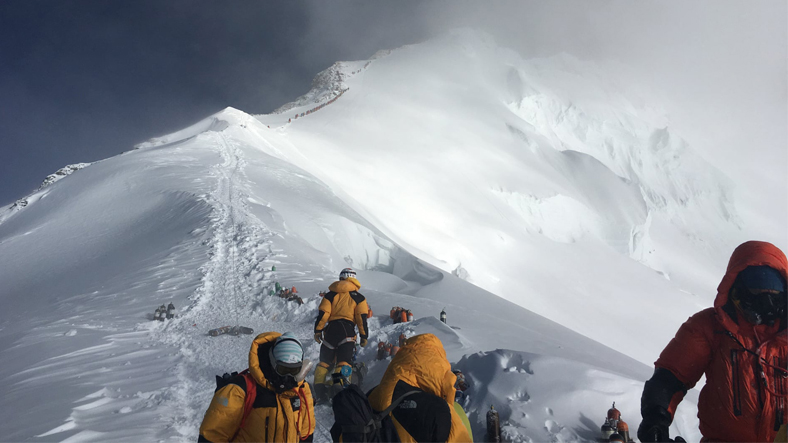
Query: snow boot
[{"left": 314, "top": 382, "right": 331, "bottom": 405}]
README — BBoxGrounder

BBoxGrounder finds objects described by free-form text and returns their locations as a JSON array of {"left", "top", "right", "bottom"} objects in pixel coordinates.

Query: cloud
[
  {"left": 1, "top": 0, "right": 784, "bottom": 231},
  {"left": 405, "top": 0, "right": 786, "bottom": 240}
]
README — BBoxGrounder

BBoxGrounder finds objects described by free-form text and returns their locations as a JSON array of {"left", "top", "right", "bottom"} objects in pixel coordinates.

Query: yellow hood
[
  {"left": 329, "top": 278, "right": 361, "bottom": 292},
  {"left": 248, "top": 331, "right": 286, "bottom": 391},
  {"left": 370, "top": 333, "right": 457, "bottom": 407}
]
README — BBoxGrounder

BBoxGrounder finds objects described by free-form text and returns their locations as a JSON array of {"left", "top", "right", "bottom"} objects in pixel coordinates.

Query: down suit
[
  {"left": 313, "top": 276, "right": 369, "bottom": 397},
  {"left": 198, "top": 332, "right": 315, "bottom": 442},
  {"left": 367, "top": 333, "right": 473, "bottom": 442},
  {"left": 640, "top": 241, "right": 787, "bottom": 442}
]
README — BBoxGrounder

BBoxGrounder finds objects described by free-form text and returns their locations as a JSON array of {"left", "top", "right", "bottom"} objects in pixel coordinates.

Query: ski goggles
[
  {"left": 274, "top": 362, "right": 302, "bottom": 377},
  {"left": 740, "top": 289, "right": 786, "bottom": 309},
  {"left": 736, "top": 289, "right": 786, "bottom": 325}
]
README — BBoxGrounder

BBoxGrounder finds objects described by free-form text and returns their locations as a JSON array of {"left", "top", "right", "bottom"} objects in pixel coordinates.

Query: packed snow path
[{"left": 148, "top": 131, "right": 327, "bottom": 439}]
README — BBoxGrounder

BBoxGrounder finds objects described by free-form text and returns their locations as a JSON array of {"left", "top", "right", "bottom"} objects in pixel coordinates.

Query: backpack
[
  {"left": 215, "top": 370, "right": 257, "bottom": 440},
  {"left": 330, "top": 384, "right": 418, "bottom": 442}
]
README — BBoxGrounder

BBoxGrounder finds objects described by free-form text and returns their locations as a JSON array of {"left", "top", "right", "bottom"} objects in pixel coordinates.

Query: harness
[{"left": 321, "top": 336, "right": 357, "bottom": 350}]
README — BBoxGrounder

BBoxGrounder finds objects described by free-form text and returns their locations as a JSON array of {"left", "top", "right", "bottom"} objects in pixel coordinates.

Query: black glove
[
  {"left": 637, "top": 419, "right": 669, "bottom": 443},
  {"left": 639, "top": 368, "right": 687, "bottom": 443}
]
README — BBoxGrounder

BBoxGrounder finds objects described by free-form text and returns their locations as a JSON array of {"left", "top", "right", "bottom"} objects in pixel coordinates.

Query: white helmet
[{"left": 339, "top": 267, "right": 356, "bottom": 280}]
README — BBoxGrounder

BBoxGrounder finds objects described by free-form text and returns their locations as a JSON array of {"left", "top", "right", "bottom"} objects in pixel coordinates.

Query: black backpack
[{"left": 330, "top": 384, "right": 417, "bottom": 442}]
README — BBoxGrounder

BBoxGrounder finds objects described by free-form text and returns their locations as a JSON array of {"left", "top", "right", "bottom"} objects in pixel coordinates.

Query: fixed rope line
[
  {"left": 219, "top": 132, "right": 242, "bottom": 328},
  {"left": 230, "top": 142, "right": 242, "bottom": 328}
]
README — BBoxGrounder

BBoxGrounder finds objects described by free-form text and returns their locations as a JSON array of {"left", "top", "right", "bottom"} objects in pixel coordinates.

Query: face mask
[
  {"left": 738, "top": 291, "right": 786, "bottom": 326},
  {"left": 273, "top": 373, "right": 299, "bottom": 393},
  {"left": 270, "top": 362, "right": 314, "bottom": 393}
]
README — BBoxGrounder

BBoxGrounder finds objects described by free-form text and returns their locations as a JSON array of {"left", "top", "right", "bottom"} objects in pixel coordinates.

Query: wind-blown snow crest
[
  {"left": 250, "top": 29, "right": 744, "bottom": 365},
  {"left": 0, "top": 162, "right": 93, "bottom": 225}
]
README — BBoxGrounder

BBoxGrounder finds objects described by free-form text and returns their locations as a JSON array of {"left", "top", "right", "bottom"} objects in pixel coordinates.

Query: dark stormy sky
[{"left": 1, "top": 1, "right": 785, "bottom": 211}]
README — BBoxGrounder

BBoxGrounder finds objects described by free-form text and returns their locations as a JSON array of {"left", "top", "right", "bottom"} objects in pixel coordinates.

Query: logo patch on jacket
[
  {"left": 399, "top": 400, "right": 417, "bottom": 409},
  {"left": 218, "top": 397, "right": 229, "bottom": 407}
]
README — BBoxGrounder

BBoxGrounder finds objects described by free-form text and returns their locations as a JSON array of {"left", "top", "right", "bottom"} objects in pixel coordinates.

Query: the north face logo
[
  {"left": 399, "top": 400, "right": 417, "bottom": 409},
  {"left": 218, "top": 397, "right": 229, "bottom": 407}
]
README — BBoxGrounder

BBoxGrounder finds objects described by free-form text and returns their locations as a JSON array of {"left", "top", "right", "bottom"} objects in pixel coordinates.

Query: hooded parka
[
  {"left": 367, "top": 333, "right": 473, "bottom": 442},
  {"left": 651, "top": 241, "right": 787, "bottom": 442},
  {"left": 314, "top": 277, "right": 369, "bottom": 342},
  {"left": 198, "top": 332, "right": 315, "bottom": 443}
]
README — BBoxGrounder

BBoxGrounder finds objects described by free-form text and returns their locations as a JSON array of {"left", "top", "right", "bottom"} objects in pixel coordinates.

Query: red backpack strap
[{"left": 239, "top": 370, "right": 257, "bottom": 428}]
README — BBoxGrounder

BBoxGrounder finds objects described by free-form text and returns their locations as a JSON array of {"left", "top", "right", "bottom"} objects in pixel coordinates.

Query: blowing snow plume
[{"left": 255, "top": 29, "right": 741, "bottom": 364}]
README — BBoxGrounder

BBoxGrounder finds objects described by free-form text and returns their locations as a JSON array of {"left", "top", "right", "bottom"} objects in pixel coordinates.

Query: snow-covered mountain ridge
[
  {"left": 1, "top": 107, "right": 680, "bottom": 441},
  {"left": 249, "top": 29, "right": 750, "bottom": 363},
  {"left": 2, "top": 29, "right": 776, "bottom": 441}
]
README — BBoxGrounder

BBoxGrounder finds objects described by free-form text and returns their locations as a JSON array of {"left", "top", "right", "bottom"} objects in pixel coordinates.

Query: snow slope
[
  {"left": 254, "top": 29, "right": 777, "bottom": 365},
  {"left": 0, "top": 106, "right": 702, "bottom": 442},
  {"left": 3, "top": 30, "right": 777, "bottom": 442}
]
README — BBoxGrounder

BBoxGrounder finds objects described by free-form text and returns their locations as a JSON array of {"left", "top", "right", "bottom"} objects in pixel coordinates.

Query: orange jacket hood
[{"left": 714, "top": 240, "right": 788, "bottom": 333}]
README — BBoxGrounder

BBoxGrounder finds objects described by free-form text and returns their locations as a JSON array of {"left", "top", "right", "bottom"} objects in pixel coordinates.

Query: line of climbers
[
  {"left": 283, "top": 59, "right": 377, "bottom": 126},
  {"left": 349, "top": 60, "right": 372, "bottom": 75},
  {"left": 197, "top": 266, "right": 475, "bottom": 442},
  {"left": 197, "top": 240, "right": 787, "bottom": 442},
  {"left": 287, "top": 88, "right": 349, "bottom": 123},
  {"left": 197, "top": 330, "right": 475, "bottom": 442}
]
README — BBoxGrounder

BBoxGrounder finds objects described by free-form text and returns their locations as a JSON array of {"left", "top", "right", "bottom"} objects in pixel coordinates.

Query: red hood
[{"left": 715, "top": 241, "right": 788, "bottom": 333}]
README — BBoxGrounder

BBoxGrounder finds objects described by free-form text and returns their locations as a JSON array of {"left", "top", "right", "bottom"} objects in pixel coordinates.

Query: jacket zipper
[
  {"left": 775, "top": 356, "right": 785, "bottom": 431},
  {"left": 279, "top": 398, "right": 292, "bottom": 441},
  {"left": 731, "top": 349, "right": 743, "bottom": 416},
  {"left": 265, "top": 416, "right": 270, "bottom": 443}
]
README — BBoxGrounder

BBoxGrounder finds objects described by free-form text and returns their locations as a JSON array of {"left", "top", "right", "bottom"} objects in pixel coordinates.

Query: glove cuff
[{"left": 641, "top": 405, "right": 672, "bottom": 427}]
